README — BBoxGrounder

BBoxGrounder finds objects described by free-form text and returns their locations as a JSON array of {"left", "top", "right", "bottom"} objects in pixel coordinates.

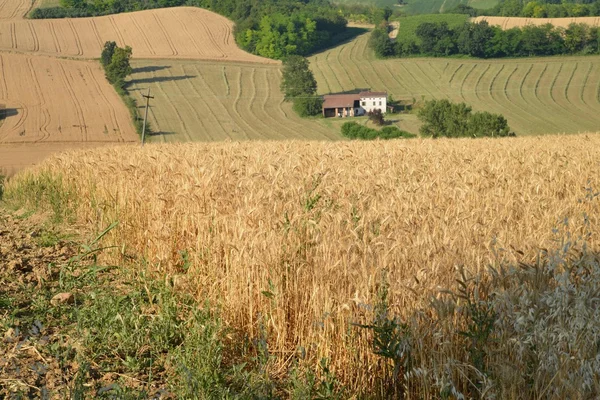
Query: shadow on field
[
  {"left": 307, "top": 27, "right": 370, "bottom": 56},
  {"left": 149, "top": 131, "right": 177, "bottom": 137},
  {"left": 131, "top": 65, "right": 171, "bottom": 74},
  {"left": 0, "top": 108, "right": 19, "bottom": 120},
  {"left": 130, "top": 75, "right": 196, "bottom": 85}
]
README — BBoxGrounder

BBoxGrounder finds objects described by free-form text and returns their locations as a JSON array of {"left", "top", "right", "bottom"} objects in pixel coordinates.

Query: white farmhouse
[
  {"left": 322, "top": 90, "right": 388, "bottom": 117},
  {"left": 358, "top": 91, "right": 387, "bottom": 114}
]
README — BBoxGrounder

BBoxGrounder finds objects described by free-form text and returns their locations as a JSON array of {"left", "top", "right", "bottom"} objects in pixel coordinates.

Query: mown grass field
[
  {"left": 128, "top": 60, "right": 347, "bottom": 142},
  {"left": 395, "top": 13, "right": 468, "bottom": 41},
  {"left": 309, "top": 33, "right": 600, "bottom": 135},
  {"left": 334, "top": 0, "right": 497, "bottom": 14}
]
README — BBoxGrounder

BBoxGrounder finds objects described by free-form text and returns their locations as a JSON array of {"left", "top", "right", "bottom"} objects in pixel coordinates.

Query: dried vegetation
[{"left": 5, "top": 135, "right": 600, "bottom": 397}]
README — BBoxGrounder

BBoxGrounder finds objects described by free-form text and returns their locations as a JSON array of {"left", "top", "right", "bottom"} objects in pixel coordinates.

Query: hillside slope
[
  {"left": 6, "top": 134, "right": 600, "bottom": 393},
  {"left": 0, "top": 7, "right": 277, "bottom": 63}
]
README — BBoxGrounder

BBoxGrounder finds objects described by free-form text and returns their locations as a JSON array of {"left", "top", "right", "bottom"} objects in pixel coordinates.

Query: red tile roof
[
  {"left": 359, "top": 91, "right": 387, "bottom": 98},
  {"left": 322, "top": 94, "right": 360, "bottom": 109}
]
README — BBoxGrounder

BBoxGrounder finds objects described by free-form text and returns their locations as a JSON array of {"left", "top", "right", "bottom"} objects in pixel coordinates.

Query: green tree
[
  {"left": 292, "top": 96, "right": 324, "bottom": 117},
  {"left": 369, "top": 27, "right": 394, "bottom": 58},
  {"left": 368, "top": 109, "right": 385, "bottom": 126},
  {"left": 280, "top": 55, "right": 317, "bottom": 100},
  {"left": 105, "top": 45, "right": 132, "bottom": 88},
  {"left": 100, "top": 41, "right": 116, "bottom": 67}
]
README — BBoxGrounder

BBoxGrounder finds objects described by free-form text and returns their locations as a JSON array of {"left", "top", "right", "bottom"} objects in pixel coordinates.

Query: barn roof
[
  {"left": 322, "top": 94, "right": 360, "bottom": 109},
  {"left": 359, "top": 91, "right": 387, "bottom": 98}
]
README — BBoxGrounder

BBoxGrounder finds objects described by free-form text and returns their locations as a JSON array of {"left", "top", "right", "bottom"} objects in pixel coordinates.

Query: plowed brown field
[
  {"left": 0, "top": 7, "right": 278, "bottom": 63},
  {"left": 0, "top": 53, "right": 137, "bottom": 172},
  {"left": 473, "top": 16, "right": 600, "bottom": 29}
]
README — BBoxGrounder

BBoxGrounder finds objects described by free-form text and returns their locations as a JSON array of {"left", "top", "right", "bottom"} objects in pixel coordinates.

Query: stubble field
[
  {"left": 0, "top": 53, "right": 137, "bottom": 172},
  {"left": 128, "top": 60, "right": 340, "bottom": 142},
  {"left": 474, "top": 15, "right": 600, "bottom": 29},
  {"left": 309, "top": 33, "right": 600, "bottom": 135},
  {"left": 0, "top": 7, "right": 276, "bottom": 63}
]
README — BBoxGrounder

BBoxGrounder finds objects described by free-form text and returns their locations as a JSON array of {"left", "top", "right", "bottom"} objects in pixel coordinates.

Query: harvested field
[
  {"left": 0, "top": 0, "right": 33, "bottom": 20},
  {"left": 474, "top": 15, "right": 600, "bottom": 29},
  {"left": 0, "top": 53, "right": 137, "bottom": 172},
  {"left": 8, "top": 135, "right": 600, "bottom": 393},
  {"left": 309, "top": 33, "right": 600, "bottom": 135},
  {"left": 0, "top": 7, "right": 277, "bottom": 63},
  {"left": 128, "top": 60, "right": 339, "bottom": 142}
]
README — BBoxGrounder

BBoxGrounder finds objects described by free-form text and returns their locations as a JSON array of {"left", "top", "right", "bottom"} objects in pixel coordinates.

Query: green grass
[
  {"left": 332, "top": 0, "right": 498, "bottom": 14},
  {"left": 309, "top": 33, "right": 600, "bottom": 135},
  {"left": 0, "top": 210, "right": 347, "bottom": 398},
  {"left": 395, "top": 14, "right": 469, "bottom": 41}
]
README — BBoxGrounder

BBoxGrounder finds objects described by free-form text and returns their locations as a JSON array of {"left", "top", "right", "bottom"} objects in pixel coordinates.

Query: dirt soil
[{"left": 0, "top": 209, "right": 80, "bottom": 397}]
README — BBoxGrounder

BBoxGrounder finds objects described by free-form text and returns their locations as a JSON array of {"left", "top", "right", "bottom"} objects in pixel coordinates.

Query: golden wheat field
[
  {"left": 0, "top": 0, "right": 33, "bottom": 20},
  {"left": 473, "top": 15, "right": 600, "bottom": 29},
  {"left": 0, "top": 7, "right": 276, "bottom": 63},
  {"left": 8, "top": 134, "right": 600, "bottom": 392}
]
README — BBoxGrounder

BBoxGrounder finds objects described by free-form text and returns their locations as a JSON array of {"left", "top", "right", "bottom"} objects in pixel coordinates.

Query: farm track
[{"left": 309, "top": 33, "right": 600, "bottom": 135}]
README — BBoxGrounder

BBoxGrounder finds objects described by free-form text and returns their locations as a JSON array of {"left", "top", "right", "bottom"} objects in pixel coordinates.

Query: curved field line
[
  {"left": 512, "top": 63, "right": 556, "bottom": 131},
  {"left": 26, "top": 57, "right": 51, "bottom": 142},
  {"left": 0, "top": 100, "right": 28, "bottom": 142},
  {"left": 67, "top": 19, "right": 83, "bottom": 56},
  {"left": 169, "top": 69, "right": 218, "bottom": 141},
  {"left": 428, "top": 62, "right": 442, "bottom": 79},
  {"left": 49, "top": 22, "right": 62, "bottom": 53},
  {"left": 88, "top": 19, "right": 103, "bottom": 50},
  {"left": 152, "top": 12, "right": 178, "bottom": 56},
  {"left": 579, "top": 62, "right": 592, "bottom": 106},
  {"left": 131, "top": 15, "right": 155, "bottom": 56},
  {"left": 448, "top": 64, "right": 463, "bottom": 88},
  {"left": 500, "top": 64, "right": 542, "bottom": 127},
  {"left": 563, "top": 62, "right": 577, "bottom": 106},
  {"left": 399, "top": 63, "right": 436, "bottom": 98},
  {"left": 229, "top": 67, "right": 261, "bottom": 139},
  {"left": 0, "top": 54, "right": 8, "bottom": 99},
  {"left": 473, "top": 64, "right": 491, "bottom": 102},
  {"left": 458, "top": 64, "right": 476, "bottom": 102},
  {"left": 381, "top": 62, "right": 410, "bottom": 94},
  {"left": 108, "top": 16, "right": 126, "bottom": 47},
  {"left": 242, "top": 68, "right": 278, "bottom": 139},
  {"left": 257, "top": 68, "right": 298, "bottom": 139},
  {"left": 170, "top": 10, "right": 202, "bottom": 57},
  {"left": 192, "top": 12, "right": 225, "bottom": 58},
  {"left": 85, "top": 65, "right": 125, "bottom": 142},
  {"left": 313, "top": 55, "right": 333, "bottom": 94},
  {"left": 561, "top": 62, "right": 599, "bottom": 125},
  {"left": 27, "top": 21, "right": 39, "bottom": 52},
  {"left": 152, "top": 76, "right": 193, "bottom": 142},
  {"left": 58, "top": 63, "right": 87, "bottom": 141},
  {"left": 323, "top": 51, "right": 343, "bottom": 93},
  {"left": 222, "top": 66, "right": 230, "bottom": 96},
  {"left": 334, "top": 40, "right": 357, "bottom": 89},
  {"left": 10, "top": 22, "right": 16, "bottom": 49},
  {"left": 186, "top": 64, "right": 250, "bottom": 140}
]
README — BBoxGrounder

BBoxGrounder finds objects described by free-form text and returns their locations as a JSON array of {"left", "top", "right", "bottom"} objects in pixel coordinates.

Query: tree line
[
  {"left": 30, "top": 0, "right": 347, "bottom": 60},
  {"left": 371, "top": 20, "right": 600, "bottom": 58}
]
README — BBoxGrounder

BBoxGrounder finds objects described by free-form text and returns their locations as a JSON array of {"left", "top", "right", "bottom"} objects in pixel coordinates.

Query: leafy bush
[
  {"left": 293, "top": 96, "right": 324, "bottom": 117},
  {"left": 341, "top": 122, "right": 415, "bottom": 140},
  {"left": 371, "top": 18, "right": 600, "bottom": 58},
  {"left": 418, "top": 99, "right": 514, "bottom": 138}
]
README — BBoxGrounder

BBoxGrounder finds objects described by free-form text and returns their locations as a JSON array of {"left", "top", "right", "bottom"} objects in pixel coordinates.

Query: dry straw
[{"left": 8, "top": 135, "right": 600, "bottom": 394}]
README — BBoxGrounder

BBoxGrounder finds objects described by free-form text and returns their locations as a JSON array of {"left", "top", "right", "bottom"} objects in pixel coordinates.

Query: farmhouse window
[
  {"left": 373, "top": 101, "right": 376, "bottom": 106},
  {"left": 379, "top": 101, "right": 382, "bottom": 106},
  {"left": 362, "top": 101, "right": 366, "bottom": 106}
]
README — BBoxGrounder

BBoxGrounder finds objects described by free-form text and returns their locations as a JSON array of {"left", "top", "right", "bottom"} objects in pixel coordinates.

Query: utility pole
[{"left": 141, "top": 88, "right": 154, "bottom": 146}]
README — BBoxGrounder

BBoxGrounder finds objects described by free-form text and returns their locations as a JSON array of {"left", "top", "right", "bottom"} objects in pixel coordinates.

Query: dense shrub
[
  {"left": 293, "top": 96, "right": 324, "bottom": 117},
  {"left": 370, "top": 19, "right": 600, "bottom": 58},
  {"left": 418, "top": 99, "right": 513, "bottom": 138},
  {"left": 341, "top": 122, "right": 415, "bottom": 140}
]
